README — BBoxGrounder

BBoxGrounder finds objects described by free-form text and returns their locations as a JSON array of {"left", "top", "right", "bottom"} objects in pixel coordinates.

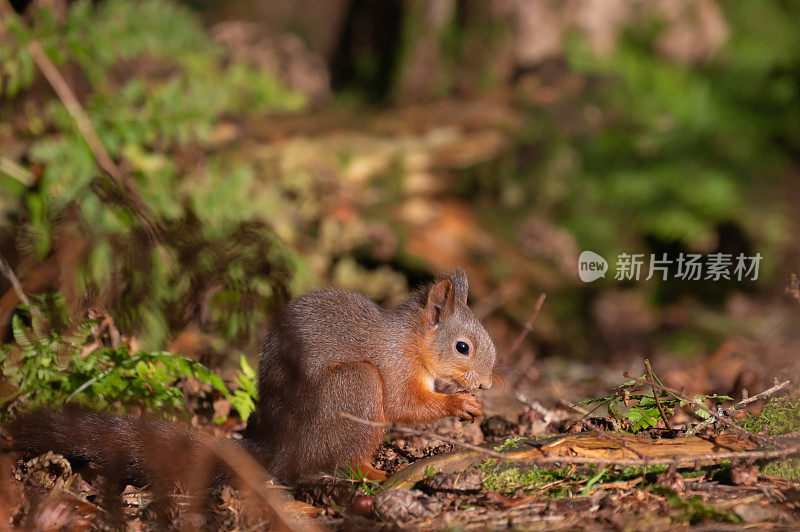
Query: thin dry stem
[
  {"left": 686, "top": 379, "right": 791, "bottom": 437},
  {"left": 645, "top": 359, "right": 672, "bottom": 430},
  {"left": 506, "top": 293, "right": 547, "bottom": 358},
  {"left": 0, "top": 254, "right": 30, "bottom": 307}
]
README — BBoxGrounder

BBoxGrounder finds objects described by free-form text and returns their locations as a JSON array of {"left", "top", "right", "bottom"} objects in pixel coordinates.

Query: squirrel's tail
[{"left": 5, "top": 408, "right": 245, "bottom": 487}]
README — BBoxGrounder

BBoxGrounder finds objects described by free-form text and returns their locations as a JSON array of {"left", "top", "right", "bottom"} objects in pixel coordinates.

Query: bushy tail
[
  {"left": 6, "top": 408, "right": 240, "bottom": 487},
  {"left": 4, "top": 409, "right": 316, "bottom": 531}
]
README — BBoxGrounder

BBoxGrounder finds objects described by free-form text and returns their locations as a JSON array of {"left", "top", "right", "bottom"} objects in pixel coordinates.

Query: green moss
[
  {"left": 740, "top": 397, "right": 800, "bottom": 435},
  {"left": 492, "top": 437, "right": 523, "bottom": 452},
  {"left": 477, "top": 459, "right": 570, "bottom": 495},
  {"left": 760, "top": 459, "right": 800, "bottom": 480},
  {"left": 740, "top": 397, "right": 800, "bottom": 480}
]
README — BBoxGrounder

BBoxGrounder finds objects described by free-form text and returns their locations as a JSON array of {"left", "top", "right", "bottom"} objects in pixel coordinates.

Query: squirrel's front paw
[{"left": 448, "top": 392, "right": 483, "bottom": 421}]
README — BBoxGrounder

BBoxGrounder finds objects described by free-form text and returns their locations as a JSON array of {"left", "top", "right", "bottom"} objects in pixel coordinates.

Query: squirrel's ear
[
  {"left": 436, "top": 269, "right": 468, "bottom": 306},
  {"left": 425, "top": 278, "right": 455, "bottom": 328},
  {"left": 449, "top": 268, "right": 468, "bottom": 306}
]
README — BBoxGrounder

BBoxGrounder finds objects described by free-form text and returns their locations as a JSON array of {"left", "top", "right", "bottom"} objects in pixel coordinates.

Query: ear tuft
[
  {"left": 437, "top": 268, "right": 468, "bottom": 306},
  {"left": 425, "top": 278, "right": 455, "bottom": 328}
]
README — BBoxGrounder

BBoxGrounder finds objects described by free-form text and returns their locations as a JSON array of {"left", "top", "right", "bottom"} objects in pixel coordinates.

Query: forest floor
[{"left": 4, "top": 347, "right": 800, "bottom": 531}]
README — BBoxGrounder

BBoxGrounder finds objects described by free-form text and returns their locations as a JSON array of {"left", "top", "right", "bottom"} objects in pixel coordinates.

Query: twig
[
  {"left": 645, "top": 359, "right": 671, "bottom": 430},
  {"left": 686, "top": 380, "right": 792, "bottom": 437},
  {"left": 0, "top": 1, "right": 162, "bottom": 242},
  {"left": 0, "top": 253, "right": 43, "bottom": 332},
  {"left": 0, "top": 254, "right": 30, "bottom": 307},
  {"left": 506, "top": 293, "right": 547, "bottom": 358},
  {"left": 558, "top": 399, "right": 589, "bottom": 416},
  {"left": 516, "top": 393, "right": 566, "bottom": 426},
  {"left": 340, "top": 412, "right": 800, "bottom": 468},
  {"left": 735, "top": 379, "right": 791, "bottom": 409},
  {"left": 0, "top": 156, "right": 33, "bottom": 185},
  {"left": 622, "top": 373, "right": 782, "bottom": 449}
]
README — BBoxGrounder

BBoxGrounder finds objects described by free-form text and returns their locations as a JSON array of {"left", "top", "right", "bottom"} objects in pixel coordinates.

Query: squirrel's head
[{"left": 415, "top": 269, "right": 496, "bottom": 392}]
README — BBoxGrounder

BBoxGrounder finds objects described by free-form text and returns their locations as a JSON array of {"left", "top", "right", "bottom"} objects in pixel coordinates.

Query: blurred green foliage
[
  {"left": 501, "top": 1, "right": 798, "bottom": 270},
  {"left": 1, "top": 0, "right": 305, "bottom": 348}
]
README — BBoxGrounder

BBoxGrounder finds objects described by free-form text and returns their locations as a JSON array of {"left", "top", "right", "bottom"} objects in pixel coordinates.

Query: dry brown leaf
[{"left": 282, "top": 500, "right": 322, "bottom": 517}]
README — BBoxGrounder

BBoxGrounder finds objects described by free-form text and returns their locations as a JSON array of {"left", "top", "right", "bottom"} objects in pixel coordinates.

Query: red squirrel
[
  {"left": 7, "top": 269, "right": 495, "bottom": 484},
  {"left": 248, "top": 268, "right": 495, "bottom": 481}
]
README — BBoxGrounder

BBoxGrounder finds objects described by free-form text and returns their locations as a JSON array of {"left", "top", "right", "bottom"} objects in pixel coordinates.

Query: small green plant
[
  {"left": 493, "top": 437, "right": 523, "bottom": 453},
  {"left": 579, "top": 466, "right": 609, "bottom": 496},
  {"left": 223, "top": 355, "right": 258, "bottom": 423},
  {"left": 423, "top": 466, "right": 438, "bottom": 478},
  {"left": 578, "top": 373, "right": 731, "bottom": 432},
  {"left": 337, "top": 463, "right": 381, "bottom": 495},
  {"left": 0, "top": 315, "right": 227, "bottom": 417}
]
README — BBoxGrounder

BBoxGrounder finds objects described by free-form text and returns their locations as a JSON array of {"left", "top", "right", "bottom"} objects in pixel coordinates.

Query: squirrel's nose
[{"left": 479, "top": 379, "right": 492, "bottom": 390}]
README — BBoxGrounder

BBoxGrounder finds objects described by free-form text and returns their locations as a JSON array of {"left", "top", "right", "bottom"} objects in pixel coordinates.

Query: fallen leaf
[{"left": 283, "top": 500, "right": 321, "bottom": 517}]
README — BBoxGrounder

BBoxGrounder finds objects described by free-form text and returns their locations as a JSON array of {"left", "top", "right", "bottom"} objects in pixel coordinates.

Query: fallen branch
[
  {"left": 591, "top": 429, "right": 646, "bottom": 459},
  {"left": 531, "top": 444, "right": 800, "bottom": 467},
  {"left": 340, "top": 412, "right": 800, "bottom": 471},
  {"left": 686, "top": 379, "right": 792, "bottom": 437}
]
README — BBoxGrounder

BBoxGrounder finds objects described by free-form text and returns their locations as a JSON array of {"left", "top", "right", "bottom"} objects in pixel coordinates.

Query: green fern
[
  {"left": 1, "top": 312, "right": 233, "bottom": 420},
  {"left": 223, "top": 355, "right": 258, "bottom": 423}
]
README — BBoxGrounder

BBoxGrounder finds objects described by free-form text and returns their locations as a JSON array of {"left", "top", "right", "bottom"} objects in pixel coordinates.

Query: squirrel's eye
[{"left": 455, "top": 341, "right": 470, "bottom": 355}]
